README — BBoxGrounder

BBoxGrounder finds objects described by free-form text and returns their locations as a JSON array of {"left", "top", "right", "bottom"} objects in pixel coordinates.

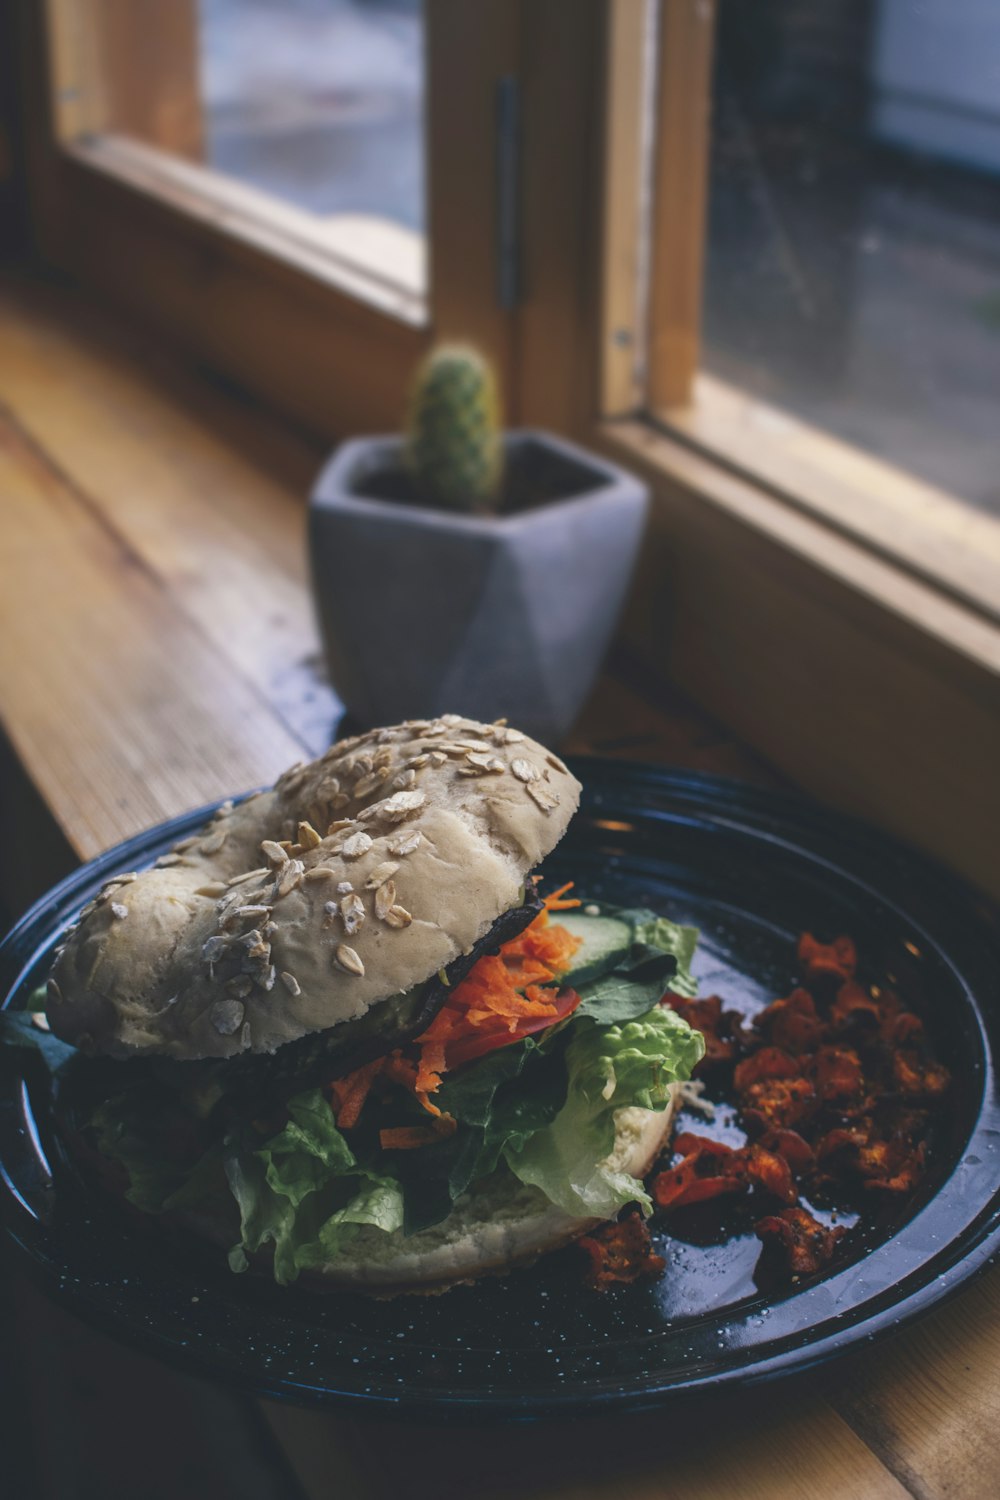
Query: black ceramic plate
[{"left": 3, "top": 763, "right": 1000, "bottom": 1420}]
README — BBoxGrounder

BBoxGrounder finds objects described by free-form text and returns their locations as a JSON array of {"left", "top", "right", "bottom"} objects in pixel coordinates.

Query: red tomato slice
[{"left": 445, "top": 988, "right": 582, "bottom": 1069}]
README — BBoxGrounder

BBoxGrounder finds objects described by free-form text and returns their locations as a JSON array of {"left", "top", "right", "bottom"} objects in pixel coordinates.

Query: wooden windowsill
[
  {"left": 604, "top": 415, "right": 1000, "bottom": 678},
  {"left": 654, "top": 373, "right": 1000, "bottom": 627},
  {"left": 599, "top": 415, "right": 1000, "bottom": 902}
]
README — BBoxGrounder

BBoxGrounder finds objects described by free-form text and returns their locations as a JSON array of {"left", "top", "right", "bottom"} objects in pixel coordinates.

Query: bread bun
[
  {"left": 179, "top": 1093, "right": 680, "bottom": 1295},
  {"left": 46, "top": 717, "right": 581, "bottom": 1062}
]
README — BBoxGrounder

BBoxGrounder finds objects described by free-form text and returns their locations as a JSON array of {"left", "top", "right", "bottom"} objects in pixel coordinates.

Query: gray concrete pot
[{"left": 308, "top": 430, "right": 649, "bottom": 744}]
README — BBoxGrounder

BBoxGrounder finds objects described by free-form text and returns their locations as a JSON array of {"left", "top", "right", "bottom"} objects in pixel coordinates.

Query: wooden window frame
[
  {"left": 15, "top": 0, "right": 601, "bottom": 435},
  {"left": 14, "top": 0, "right": 540, "bottom": 435},
  {"left": 600, "top": 2, "right": 1000, "bottom": 621}
]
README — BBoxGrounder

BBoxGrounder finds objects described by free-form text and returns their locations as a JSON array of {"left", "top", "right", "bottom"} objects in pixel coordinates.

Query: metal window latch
[{"left": 495, "top": 74, "right": 521, "bottom": 310}]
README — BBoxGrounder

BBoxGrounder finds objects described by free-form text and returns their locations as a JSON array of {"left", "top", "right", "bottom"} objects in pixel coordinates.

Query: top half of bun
[{"left": 46, "top": 716, "right": 582, "bottom": 1062}]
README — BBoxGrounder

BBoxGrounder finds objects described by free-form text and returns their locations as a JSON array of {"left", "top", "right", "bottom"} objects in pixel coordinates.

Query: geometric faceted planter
[{"left": 309, "top": 430, "right": 649, "bottom": 744}]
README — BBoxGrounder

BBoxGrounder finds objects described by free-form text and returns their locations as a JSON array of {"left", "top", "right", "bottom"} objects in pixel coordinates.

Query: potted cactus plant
[{"left": 309, "top": 346, "right": 649, "bottom": 744}]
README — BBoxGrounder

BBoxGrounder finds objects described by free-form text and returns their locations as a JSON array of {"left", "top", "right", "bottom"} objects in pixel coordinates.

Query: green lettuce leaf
[
  {"left": 261, "top": 1089, "right": 357, "bottom": 1206},
  {"left": 503, "top": 1006, "right": 705, "bottom": 1220},
  {"left": 89, "top": 1091, "right": 225, "bottom": 1215},
  {"left": 225, "top": 1090, "right": 404, "bottom": 1284},
  {"left": 614, "top": 909, "right": 700, "bottom": 999},
  {"left": 574, "top": 909, "right": 699, "bottom": 1022},
  {"left": 0, "top": 1008, "right": 78, "bottom": 1073},
  {"left": 575, "top": 970, "right": 673, "bottom": 1025},
  {"left": 386, "top": 1030, "right": 569, "bottom": 1233}
]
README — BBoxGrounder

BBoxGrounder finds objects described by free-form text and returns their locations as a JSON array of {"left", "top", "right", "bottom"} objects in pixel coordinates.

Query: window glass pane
[
  {"left": 199, "top": 0, "right": 424, "bottom": 229},
  {"left": 703, "top": 0, "right": 1000, "bottom": 514},
  {"left": 56, "top": 0, "right": 426, "bottom": 300}
]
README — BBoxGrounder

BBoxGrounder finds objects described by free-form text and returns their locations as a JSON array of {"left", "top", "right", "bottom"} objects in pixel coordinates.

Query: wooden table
[{"left": 1, "top": 271, "right": 998, "bottom": 1500}]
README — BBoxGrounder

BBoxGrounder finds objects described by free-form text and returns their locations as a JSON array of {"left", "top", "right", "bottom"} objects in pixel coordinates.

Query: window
[
  {"left": 43, "top": 0, "right": 426, "bottom": 316},
  {"left": 199, "top": 0, "right": 425, "bottom": 235},
  {"left": 29, "top": 0, "right": 523, "bottom": 432},
  {"left": 704, "top": 0, "right": 1000, "bottom": 517},
  {"left": 611, "top": 0, "right": 1000, "bottom": 623}
]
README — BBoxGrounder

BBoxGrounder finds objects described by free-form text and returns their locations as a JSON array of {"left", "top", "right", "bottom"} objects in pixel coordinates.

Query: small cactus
[{"left": 405, "top": 345, "right": 502, "bottom": 512}]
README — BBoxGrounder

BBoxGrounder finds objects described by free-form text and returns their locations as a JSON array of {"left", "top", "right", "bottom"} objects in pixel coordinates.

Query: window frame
[
  {"left": 17, "top": 0, "right": 538, "bottom": 435},
  {"left": 599, "top": 0, "right": 1000, "bottom": 625}
]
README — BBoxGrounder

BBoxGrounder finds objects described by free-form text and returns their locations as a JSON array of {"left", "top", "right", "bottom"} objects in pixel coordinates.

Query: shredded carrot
[
  {"left": 382, "top": 1053, "right": 419, "bottom": 1090},
  {"left": 327, "top": 885, "right": 585, "bottom": 1127},
  {"left": 414, "top": 1033, "right": 448, "bottom": 1112},
  {"left": 542, "top": 881, "right": 583, "bottom": 912},
  {"left": 406, "top": 894, "right": 584, "bottom": 1106},
  {"left": 329, "top": 1057, "right": 383, "bottom": 1129}
]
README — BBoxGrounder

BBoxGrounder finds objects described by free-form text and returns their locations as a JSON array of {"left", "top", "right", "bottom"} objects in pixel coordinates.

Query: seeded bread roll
[
  {"left": 176, "top": 1097, "right": 680, "bottom": 1295},
  {"left": 46, "top": 716, "right": 581, "bottom": 1062}
]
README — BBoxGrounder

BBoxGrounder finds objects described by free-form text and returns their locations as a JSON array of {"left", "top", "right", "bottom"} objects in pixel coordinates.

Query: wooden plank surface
[
  {"left": 1, "top": 268, "right": 999, "bottom": 1500},
  {"left": 0, "top": 397, "right": 306, "bottom": 858},
  {"left": 262, "top": 1384, "right": 910, "bottom": 1500},
  {"left": 0, "top": 275, "right": 337, "bottom": 758},
  {"left": 826, "top": 1266, "right": 1000, "bottom": 1500}
]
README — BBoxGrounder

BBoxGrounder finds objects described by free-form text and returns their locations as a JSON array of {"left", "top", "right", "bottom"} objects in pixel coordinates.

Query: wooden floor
[{"left": 1, "top": 269, "right": 998, "bottom": 1500}]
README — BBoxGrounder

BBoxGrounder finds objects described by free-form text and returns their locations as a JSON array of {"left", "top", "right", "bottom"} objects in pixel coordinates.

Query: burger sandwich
[{"left": 41, "top": 716, "right": 704, "bottom": 1292}]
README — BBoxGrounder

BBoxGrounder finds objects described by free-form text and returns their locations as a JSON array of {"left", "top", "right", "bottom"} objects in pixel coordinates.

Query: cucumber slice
[{"left": 557, "top": 911, "right": 633, "bottom": 988}]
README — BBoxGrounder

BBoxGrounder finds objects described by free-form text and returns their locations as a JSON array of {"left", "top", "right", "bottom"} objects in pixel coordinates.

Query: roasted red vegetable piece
[
  {"left": 875, "top": 989, "right": 905, "bottom": 1040},
  {"left": 814, "top": 1124, "right": 869, "bottom": 1164},
  {"left": 742, "top": 1144, "right": 798, "bottom": 1204},
  {"left": 814, "top": 1045, "right": 864, "bottom": 1101},
  {"left": 830, "top": 980, "right": 881, "bottom": 1029},
  {"left": 666, "top": 995, "right": 739, "bottom": 1071},
  {"left": 651, "top": 1134, "right": 747, "bottom": 1209},
  {"left": 814, "top": 1119, "right": 927, "bottom": 1194},
  {"left": 652, "top": 1134, "right": 799, "bottom": 1209},
  {"left": 884, "top": 1012, "right": 924, "bottom": 1046},
  {"left": 578, "top": 1211, "right": 666, "bottom": 1289},
  {"left": 798, "top": 933, "right": 857, "bottom": 988},
  {"left": 733, "top": 1047, "right": 802, "bottom": 1093},
  {"left": 652, "top": 1171, "right": 744, "bottom": 1209},
  {"left": 741, "top": 1076, "right": 817, "bottom": 1135},
  {"left": 859, "top": 1138, "right": 926, "bottom": 1193},
  {"left": 672, "top": 1131, "right": 734, "bottom": 1158},
  {"left": 755, "top": 1206, "right": 847, "bottom": 1275},
  {"left": 757, "top": 988, "right": 826, "bottom": 1054},
  {"left": 892, "top": 1051, "right": 950, "bottom": 1100},
  {"left": 758, "top": 1128, "right": 815, "bottom": 1174}
]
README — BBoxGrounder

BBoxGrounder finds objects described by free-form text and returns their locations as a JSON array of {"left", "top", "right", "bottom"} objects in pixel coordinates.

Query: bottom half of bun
[{"left": 176, "top": 1086, "right": 681, "bottom": 1296}]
